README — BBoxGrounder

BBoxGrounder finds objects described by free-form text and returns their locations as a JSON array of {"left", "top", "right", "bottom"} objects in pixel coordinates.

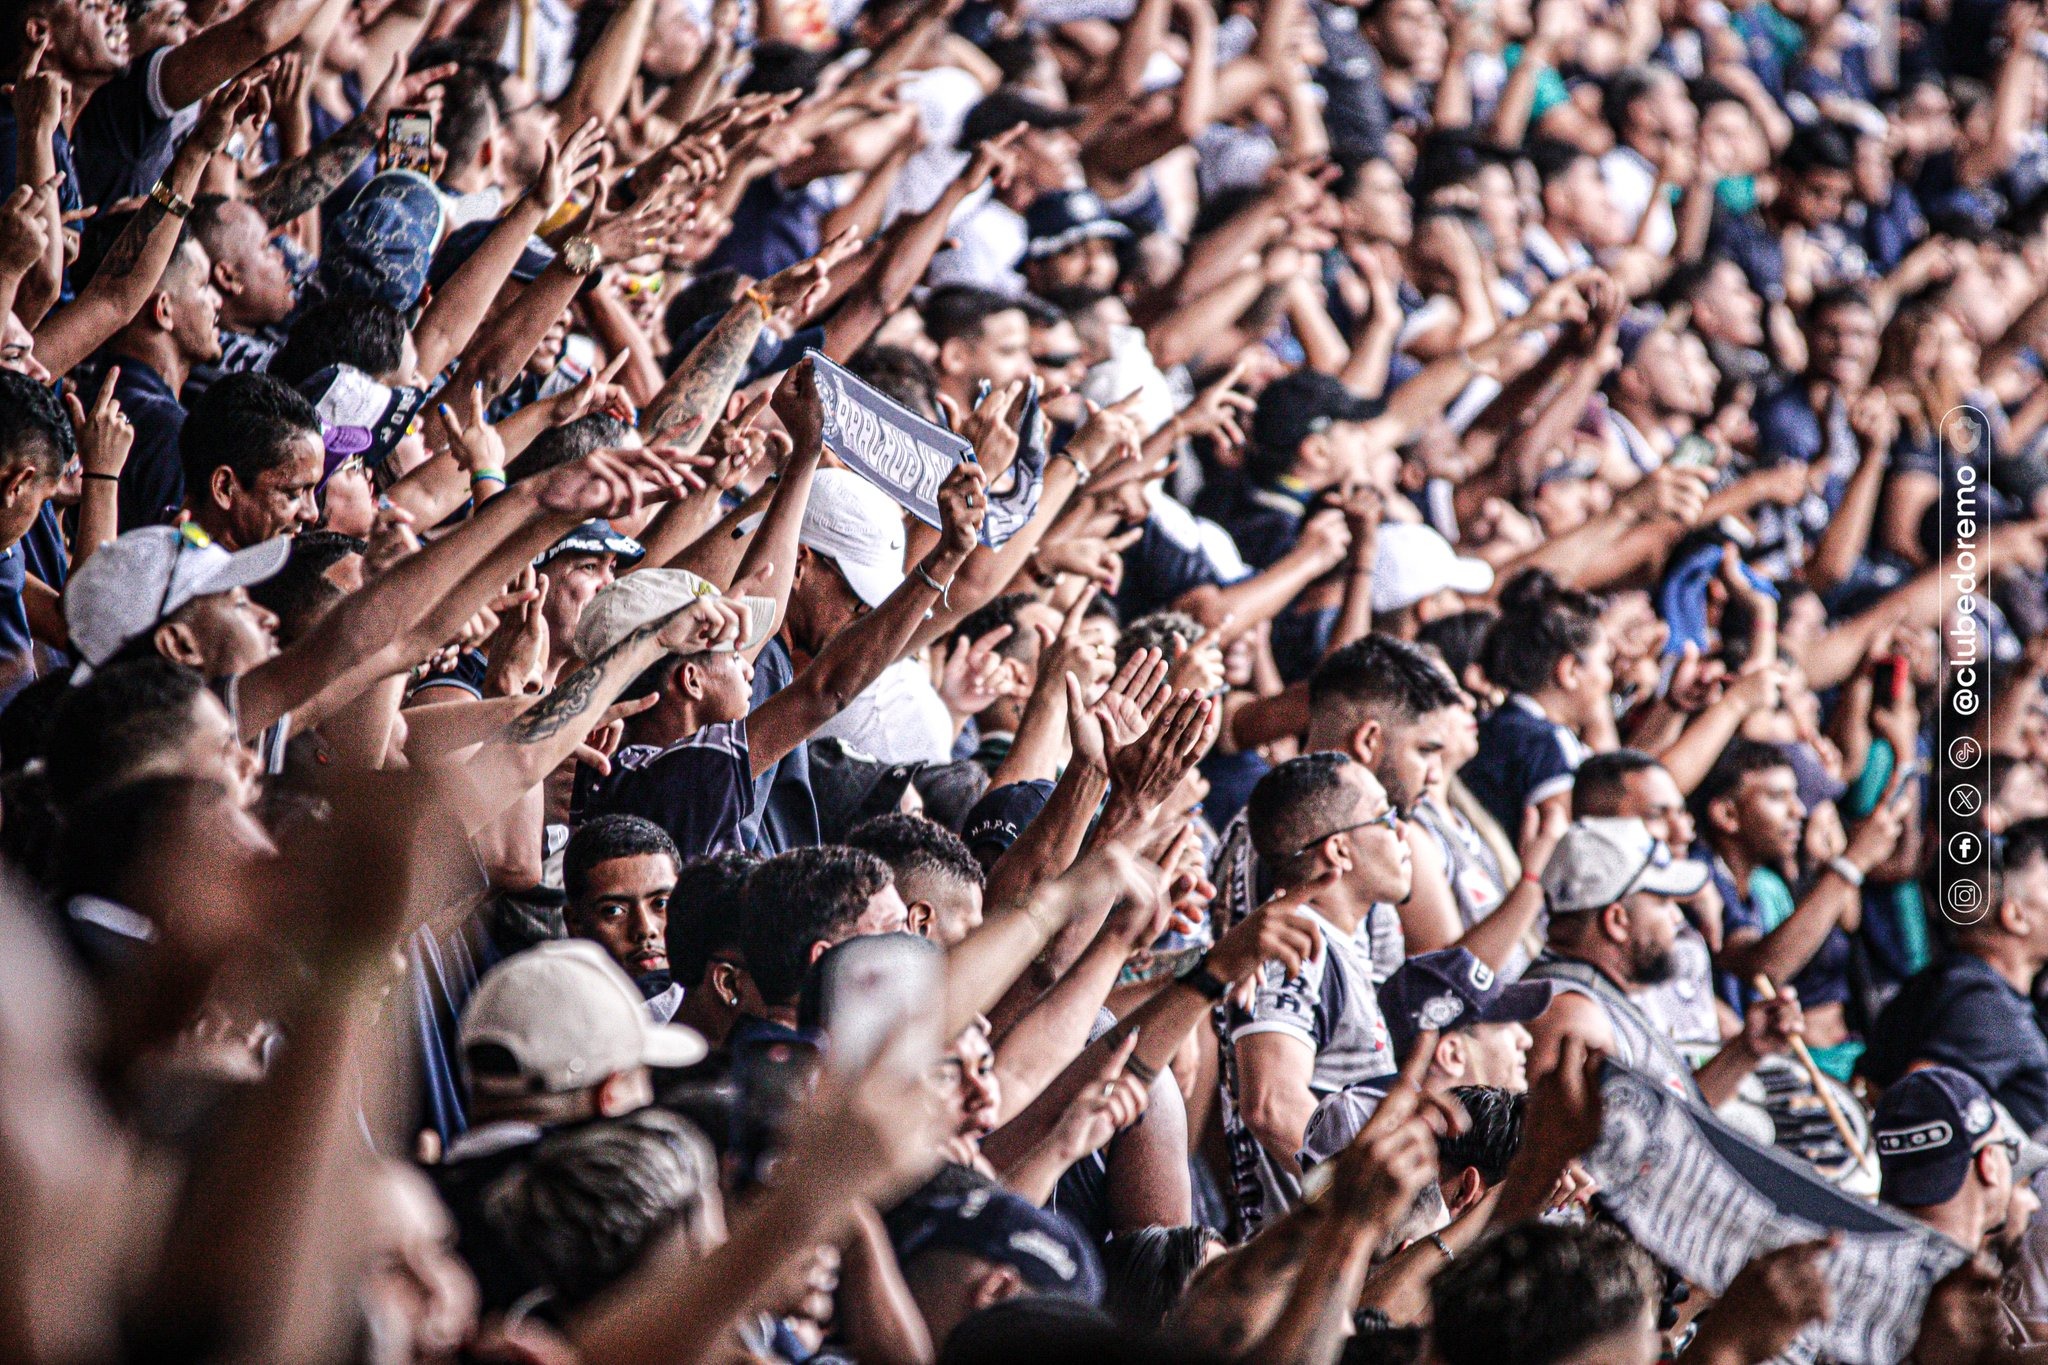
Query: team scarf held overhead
[{"left": 804, "top": 350, "right": 1045, "bottom": 547}]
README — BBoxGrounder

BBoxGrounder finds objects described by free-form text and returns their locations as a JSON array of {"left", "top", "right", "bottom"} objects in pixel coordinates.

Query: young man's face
[
  {"left": 907, "top": 870, "right": 985, "bottom": 948},
  {"left": 540, "top": 551, "right": 619, "bottom": 657},
  {"left": 1374, "top": 705, "right": 1454, "bottom": 814},
  {"left": 1462, "top": 1020, "right": 1533, "bottom": 1091},
  {"left": 1810, "top": 301, "right": 1878, "bottom": 387},
  {"left": 1615, "top": 764, "right": 1696, "bottom": 850},
  {"left": 571, "top": 852, "right": 678, "bottom": 979},
  {"left": 1786, "top": 167, "right": 1853, "bottom": 228},
  {"left": 210, "top": 200, "right": 298, "bottom": 330},
  {"left": 1335, "top": 766, "right": 1414, "bottom": 904},
  {"left": 941, "top": 309, "right": 1035, "bottom": 394},
  {"left": 173, "top": 586, "right": 279, "bottom": 679},
  {"left": 168, "top": 242, "right": 225, "bottom": 366},
  {"left": 39, "top": 0, "right": 129, "bottom": 75},
  {"left": 1727, "top": 765, "right": 1806, "bottom": 864},
  {"left": 224, "top": 432, "right": 324, "bottom": 545}
]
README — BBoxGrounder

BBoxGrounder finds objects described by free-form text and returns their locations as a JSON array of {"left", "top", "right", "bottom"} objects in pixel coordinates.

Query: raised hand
[
  {"left": 962, "top": 123, "right": 1027, "bottom": 194},
  {"left": 551, "top": 351, "right": 636, "bottom": 427},
  {"left": 0, "top": 182, "right": 52, "bottom": 279},
  {"left": 483, "top": 567, "right": 551, "bottom": 697},
  {"left": 772, "top": 357, "right": 825, "bottom": 455},
  {"left": 933, "top": 459, "right": 990, "bottom": 562},
  {"left": 193, "top": 75, "right": 259, "bottom": 155},
  {"left": 1048, "top": 1033, "right": 1153, "bottom": 1164},
  {"left": 533, "top": 117, "right": 610, "bottom": 218},
  {"left": 938, "top": 624, "right": 1018, "bottom": 720},
  {"left": 1033, "top": 529, "right": 1140, "bottom": 591},
  {"left": 656, "top": 595, "right": 746, "bottom": 655},
  {"left": 1205, "top": 871, "right": 1334, "bottom": 987},
  {"left": 65, "top": 371, "right": 133, "bottom": 482},
  {"left": 438, "top": 382, "right": 508, "bottom": 476},
  {"left": 7, "top": 32, "right": 69, "bottom": 136},
  {"left": 754, "top": 230, "right": 864, "bottom": 327},
  {"left": 536, "top": 446, "right": 697, "bottom": 519},
  {"left": 1108, "top": 687, "right": 1219, "bottom": 808}
]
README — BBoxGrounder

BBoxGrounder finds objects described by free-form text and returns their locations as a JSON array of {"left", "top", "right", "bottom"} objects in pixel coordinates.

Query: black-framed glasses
[{"left": 1277, "top": 808, "right": 1402, "bottom": 863}]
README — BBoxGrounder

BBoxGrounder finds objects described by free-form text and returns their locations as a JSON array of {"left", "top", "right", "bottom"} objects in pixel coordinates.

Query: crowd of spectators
[{"left": 5, "top": 0, "right": 2048, "bottom": 1355}]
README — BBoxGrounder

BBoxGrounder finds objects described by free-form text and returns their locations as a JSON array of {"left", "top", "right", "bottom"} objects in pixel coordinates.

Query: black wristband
[
  {"left": 1179, "top": 951, "right": 1229, "bottom": 1001},
  {"left": 82, "top": 472, "right": 121, "bottom": 482}
]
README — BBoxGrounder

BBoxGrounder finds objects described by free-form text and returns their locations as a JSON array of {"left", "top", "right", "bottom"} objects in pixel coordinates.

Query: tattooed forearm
[
  {"left": 97, "top": 198, "right": 171, "bottom": 279},
  {"left": 640, "top": 298, "right": 767, "bottom": 450},
  {"left": 249, "top": 120, "right": 377, "bottom": 227},
  {"left": 506, "top": 616, "right": 664, "bottom": 745}
]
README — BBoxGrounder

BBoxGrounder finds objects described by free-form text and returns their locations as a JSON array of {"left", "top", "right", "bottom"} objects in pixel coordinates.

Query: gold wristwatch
[
  {"left": 560, "top": 235, "right": 604, "bottom": 276},
  {"left": 148, "top": 180, "right": 193, "bottom": 219}
]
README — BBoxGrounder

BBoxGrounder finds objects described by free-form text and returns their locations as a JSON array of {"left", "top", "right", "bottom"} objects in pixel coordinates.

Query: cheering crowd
[{"left": 7, "top": 0, "right": 2048, "bottom": 1353}]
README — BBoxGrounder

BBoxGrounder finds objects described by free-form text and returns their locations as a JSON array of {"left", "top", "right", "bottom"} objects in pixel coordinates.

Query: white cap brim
[
  {"left": 1630, "top": 856, "right": 1710, "bottom": 900},
  {"left": 642, "top": 1020, "right": 709, "bottom": 1068},
  {"left": 832, "top": 556, "right": 904, "bottom": 609},
  {"left": 172, "top": 535, "right": 294, "bottom": 615}
]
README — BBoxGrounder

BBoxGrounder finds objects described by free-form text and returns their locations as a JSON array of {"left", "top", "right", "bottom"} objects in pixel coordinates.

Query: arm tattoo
[
  {"left": 249, "top": 118, "right": 378, "bottom": 227},
  {"left": 97, "top": 197, "right": 170, "bottom": 279},
  {"left": 642, "top": 300, "right": 766, "bottom": 449},
  {"left": 507, "top": 617, "right": 662, "bottom": 745}
]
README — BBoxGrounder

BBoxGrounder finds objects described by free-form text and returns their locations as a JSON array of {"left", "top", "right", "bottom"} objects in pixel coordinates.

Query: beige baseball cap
[
  {"left": 459, "top": 940, "right": 707, "bottom": 1095},
  {"left": 574, "top": 567, "right": 778, "bottom": 663}
]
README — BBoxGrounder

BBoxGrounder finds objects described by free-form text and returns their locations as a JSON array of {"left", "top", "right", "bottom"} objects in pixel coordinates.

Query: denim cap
[{"left": 323, "top": 170, "right": 447, "bottom": 311}]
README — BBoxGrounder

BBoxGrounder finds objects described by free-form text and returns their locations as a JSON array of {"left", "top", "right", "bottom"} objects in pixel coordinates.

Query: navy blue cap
[
  {"left": 1874, "top": 1065, "right": 2001, "bottom": 1207},
  {"left": 428, "top": 219, "right": 556, "bottom": 291},
  {"left": 808, "top": 738, "right": 923, "bottom": 843},
  {"left": 1376, "top": 948, "right": 1555, "bottom": 1064},
  {"left": 961, "top": 779, "right": 1055, "bottom": 861},
  {"left": 891, "top": 1185, "right": 1103, "bottom": 1302},
  {"left": 536, "top": 519, "right": 645, "bottom": 567},
  {"left": 1023, "top": 189, "right": 1131, "bottom": 260},
  {"left": 1251, "top": 370, "right": 1383, "bottom": 459}
]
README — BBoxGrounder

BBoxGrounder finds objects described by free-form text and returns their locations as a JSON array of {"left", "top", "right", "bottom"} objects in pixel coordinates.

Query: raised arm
[
  {"left": 155, "top": 0, "right": 333, "bottom": 110},
  {"left": 745, "top": 461, "right": 989, "bottom": 776},
  {"left": 245, "top": 58, "right": 454, "bottom": 230},
  {"left": 32, "top": 79, "right": 251, "bottom": 378},
  {"left": 551, "top": 0, "right": 656, "bottom": 135}
]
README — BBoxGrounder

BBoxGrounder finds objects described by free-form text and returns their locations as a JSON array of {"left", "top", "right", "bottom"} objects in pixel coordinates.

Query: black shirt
[
  {"left": 1866, "top": 952, "right": 2048, "bottom": 1135},
  {"left": 584, "top": 717, "right": 757, "bottom": 859}
]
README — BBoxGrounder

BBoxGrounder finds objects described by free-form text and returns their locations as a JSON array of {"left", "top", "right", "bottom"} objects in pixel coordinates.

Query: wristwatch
[
  {"left": 560, "top": 235, "right": 604, "bottom": 276},
  {"left": 148, "top": 180, "right": 192, "bottom": 219},
  {"left": 1178, "top": 951, "right": 1231, "bottom": 1001}
]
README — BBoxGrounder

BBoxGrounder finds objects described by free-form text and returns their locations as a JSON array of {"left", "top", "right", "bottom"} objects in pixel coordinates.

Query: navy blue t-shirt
[
  {"left": 584, "top": 718, "right": 757, "bottom": 859},
  {"left": 0, "top": 542, "right": 33, "bottom": 705},
  {"left": 1460, "top": 695, "right": 1585, "bottom": 836},
  {"left": 71, "top": 48, "right": 194, "bottom": 212},
  {"left": 86, "top": 356, "right": 187, "bottom": 529},
  {"left": 1867, "top": 952, "right": 2048, "bottom": 1134},
  {"left": 1114, "top": 513, "right": 1226, "bottom": 620}
]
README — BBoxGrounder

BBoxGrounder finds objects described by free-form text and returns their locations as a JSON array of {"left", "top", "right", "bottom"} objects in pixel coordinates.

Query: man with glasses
[
  {"left": 1875, "top": 1066, "right": 2028, "bottom": 1257},
  {"left": 1226, "top": 750, "right": 1413, "bottom": 1225},
  {"left": 1523, "top": 817, "right": 1804, "bottom": 1108}
]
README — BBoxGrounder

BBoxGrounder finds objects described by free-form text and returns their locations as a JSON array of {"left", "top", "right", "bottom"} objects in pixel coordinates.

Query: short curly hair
[
  {"left": 1429, "top": 1222, "right": 1660, "bottom": 1365},
  {"left": 741, "top": 846, "right": 894, "bottom": 1005}
]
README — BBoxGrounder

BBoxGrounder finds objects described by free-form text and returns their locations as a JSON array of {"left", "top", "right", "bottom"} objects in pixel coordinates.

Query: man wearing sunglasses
[
  {"left": 1227, "top": 750, "right": 1414, "bottom": 1225},
  {"left": 1875, "top": 1065, "right": 2042, "bottom": 1258},
  {"left": 1524, "top": 816, "right": 1804, "bottom": 1109}
]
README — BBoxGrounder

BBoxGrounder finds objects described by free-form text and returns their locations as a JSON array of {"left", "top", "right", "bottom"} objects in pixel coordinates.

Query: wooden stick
[{"left": 1753, "top": 974, "right": 1875, "bottom": 1178}]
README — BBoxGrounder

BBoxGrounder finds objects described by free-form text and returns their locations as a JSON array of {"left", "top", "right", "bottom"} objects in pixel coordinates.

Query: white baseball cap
[
  {"left": 574, "top": 567, "right": 778, "bottom": 663},
  {"left": 64, "top": 525, "right": 292, "bottom": 682},
  {"left": 799, "top": 467, "right": 907, "bottom": 608},
  {"left": 1371, "top": 523, "right": 1495, "bottom": 614},
  {"left": 1540, "top": 817, "right": 1709, "bottom": 914},
  {"left": 459, "top": 940, "right": 707, "bottom": 1096}
]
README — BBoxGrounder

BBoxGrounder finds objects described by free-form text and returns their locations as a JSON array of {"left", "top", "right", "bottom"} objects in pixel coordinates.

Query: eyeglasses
[
  {"left": 621, "top": 272, "right": 665, "bottom": 298},
  {"left": 1278, "top": 808, "right": 1402, "bottom": 862}
]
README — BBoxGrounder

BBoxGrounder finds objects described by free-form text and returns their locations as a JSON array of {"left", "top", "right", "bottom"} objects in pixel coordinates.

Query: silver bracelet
[
  {"left": 1827, "top": 856, "right": 1866, "bottom": 889},
  {"left": 1054, "top": 449, "right": 1090, "bottom": 486},
  {"left": 914, "top": 561, "right": 951, "bottom": 611}
]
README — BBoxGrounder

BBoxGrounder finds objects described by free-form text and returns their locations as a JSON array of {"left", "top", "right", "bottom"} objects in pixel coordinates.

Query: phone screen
[{"left": 382, "top": 110, "right": 435, "bottom": 174}]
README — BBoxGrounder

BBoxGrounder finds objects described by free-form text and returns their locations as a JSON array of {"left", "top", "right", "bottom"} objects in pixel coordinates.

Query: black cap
[
  {"left": 807, "top": 738, "right": 923, "bottom": 843},
  {"left": 1874, "top": 1065, "right": 2001, "bottom": 1207},
  {"left": 1250, "top": 369, "right": 1383, "bottom": 459},
  {"left": 961, "top": 779, "right": 1055, "bottom": 861},
  {"left": 891, "top": 1186, "right": 1103, "bottom": 1302},
  {"left": 960, "top": 89, "right": 1086, "bottom": 147},
  {"left": 1023, "top": 189, "right": 1132, "bottom": 259},
  {"left": 1376, "top": 948, "right": 1555, "bottom": 1063}
]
